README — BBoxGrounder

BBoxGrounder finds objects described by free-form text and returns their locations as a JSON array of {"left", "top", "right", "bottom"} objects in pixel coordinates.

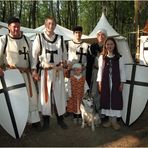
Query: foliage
[{"left": 0, "top": 0, "right": 148, "bottom": 37}]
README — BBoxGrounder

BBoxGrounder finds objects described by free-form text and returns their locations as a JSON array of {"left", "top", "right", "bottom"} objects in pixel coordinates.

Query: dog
[{"left": 80, "top": 93, "right": 101, "bottom": 131}]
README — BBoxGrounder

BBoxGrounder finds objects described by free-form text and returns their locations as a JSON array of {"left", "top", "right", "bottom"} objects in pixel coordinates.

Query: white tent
[
  {"left": 26, "top": 24, "right": 89, "bottom": 41},
  {"left": 0, "top": 21, "right": 39, "bottom": 35},
  {"left": 0, "top": 21, "right": 89, "bottom": 41},
  {"left": 89, "top": 12, "right": 133, "bottom": 64},
  {"left": 0, "top": 27, "right": 8, "bottom": 35},
  {"left": 89, "top": 13, "right": 119, "bottom": 38},
  {"left": 0, "top": 21, "right": 8, "bottom": 28},
  {"left": 26, "top": 24, "right": 74, "bottom": 41}
]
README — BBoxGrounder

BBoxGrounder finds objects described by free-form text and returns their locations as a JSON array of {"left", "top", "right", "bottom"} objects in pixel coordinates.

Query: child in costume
[
  {"left": 67, "top": 63, "right": 89, "bottom": 123},
  {"left": 97, "top": 37, "right": 126, "bottom": 130}
]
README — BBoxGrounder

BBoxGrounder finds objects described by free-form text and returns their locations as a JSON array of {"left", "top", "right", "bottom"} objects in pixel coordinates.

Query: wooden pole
[{"left": 134, "top": 0, "right": 140, "bottom": 63}]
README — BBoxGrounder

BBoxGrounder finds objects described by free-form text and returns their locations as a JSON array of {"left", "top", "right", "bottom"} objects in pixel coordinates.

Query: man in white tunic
[
  {"left": 0, "top": 17, "right": 40, "bottom": 127},
  {"left": 32, "top": 16, "right": 68, "bottom": 129},
  {"left": 67, "top": 26, "right": 90, "bottom": 76}
]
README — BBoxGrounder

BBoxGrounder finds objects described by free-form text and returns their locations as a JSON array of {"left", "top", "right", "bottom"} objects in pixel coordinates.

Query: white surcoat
[
  {"left": 0, "top": 35, "right": 30, "bottom": 68},
  {"left": 32, "top": 32, "right": 67, "bottom": 116},
  {"left": 0, "top": 34, "right": 40, "bottom": 123},
  {"left": 67, "top": 40, "right": 89, "bottom": 66}
]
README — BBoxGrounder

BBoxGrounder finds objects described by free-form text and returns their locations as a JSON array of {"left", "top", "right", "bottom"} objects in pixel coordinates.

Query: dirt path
[{"left": 0, "top": 105, "right": 148, "bottom": 147}]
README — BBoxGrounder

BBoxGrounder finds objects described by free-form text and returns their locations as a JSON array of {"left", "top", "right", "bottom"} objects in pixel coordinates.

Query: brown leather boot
[
  {"left": 56, "top": 115, "right": 68, "bottom": 129},
  {"left": 111, "top": 117, "right": 121, "bottom": 130},
  {"left": 42, "top": 115, "right": 50, "bottom": 129},
  {"left": 102, "top": 117, "right": 112, "bottom": 128}
]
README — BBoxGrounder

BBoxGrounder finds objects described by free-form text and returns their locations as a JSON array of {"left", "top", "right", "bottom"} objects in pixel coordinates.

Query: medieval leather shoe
[
  {"left": 57, "top": 115, "right": 68, "bottom": 129},
  {"left": 103, "top": 121, "right": 112, "bottom": 128},
  {"left": 111, "top": 117, "right": 121, "bottom": 130},
  {"left": 42, "top": 115, "right": 50, "bottom": 130},
  {"left": 64, "top": 112, "right": 71, "bottom": 117},
  {"left": 111, "top": 121, "right": 121, "bottom": 130},
  {"left": 73, "top": 118, "right": 77, "bottom": 124},
  {"left": 32, "top": 122, "right": 43, "bottom": 132},
  {"left": 32, "top": 122, "right": 41, "bottom": 128},
  {"left": 58, "top": 120, "right": 68, "bottom": 129}
]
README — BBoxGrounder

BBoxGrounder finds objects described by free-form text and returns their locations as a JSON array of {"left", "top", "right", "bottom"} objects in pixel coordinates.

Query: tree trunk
[
  {"left": 56, "top": 0, "right": 61, "bottom": 25},
  {"left": 32, "top": 1, "right": 37, "bottom": 28},
  {"left": 113, "top": 1, "right": 117, "bottom": 28},
  {"left": 28, "top": 2, "right": 32, "bottom": 28},
  {"left": 19, "top": 0, "right": 23, "bottom": 20},
  {"left": 2, "top": 1, "right": 6, "bottom": 22},
  {"left": 48, "top": 1, "right": 54, "bottom": 17}
]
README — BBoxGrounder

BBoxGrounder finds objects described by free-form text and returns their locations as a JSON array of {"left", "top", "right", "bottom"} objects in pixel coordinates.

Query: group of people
[{"left": 0, "top": 16, "right": 126, "bottom": 132}]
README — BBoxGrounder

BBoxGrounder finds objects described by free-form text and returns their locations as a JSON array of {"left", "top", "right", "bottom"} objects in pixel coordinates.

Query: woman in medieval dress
[{"left": 97, "top": 37, "right": 126, "bottom": 130}]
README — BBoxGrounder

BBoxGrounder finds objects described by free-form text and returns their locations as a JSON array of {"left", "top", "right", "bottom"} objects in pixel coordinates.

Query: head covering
[
  {"left": 73, "top": 26, "right": 83, "bottom": 32},
  {"left": 8, "top": 17, "right": 20, "bottom": 25},
  {"left": 97, "top": 28, "right": 107, "bottom": 37},
  {"left": 72, "top": 63, "right": 82, "bottom": 69}
]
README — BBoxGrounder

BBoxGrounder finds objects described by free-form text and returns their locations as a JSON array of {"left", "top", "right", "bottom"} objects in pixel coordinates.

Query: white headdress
[{"left": 97, "top": 28, "right": 107, "bottom": 37}]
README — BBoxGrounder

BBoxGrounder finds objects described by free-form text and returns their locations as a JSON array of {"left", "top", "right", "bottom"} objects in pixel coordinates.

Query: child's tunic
[{"left": 67, "top": 75, "right": 89, "bottom": 114}]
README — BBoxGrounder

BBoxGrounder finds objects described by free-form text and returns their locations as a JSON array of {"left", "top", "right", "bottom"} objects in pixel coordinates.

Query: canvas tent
[
  {"left": 26, "top": 24, "right": 89, "bottom": 41},
  {"left": 26, "top": 24, "right": 74, "bottom": 41},
  {"left": 0, "top": 21, "right": 8, "bottom": 28},
  {"left": 0, "top": 21, "right": 13, "bottom": 35},
  {"left": 89, "top": 12, "right": 133, "bottom": 64},
  {"left": 0, "top": 27, "right": 8, "bottom": 35},
  {"left": 89, "top": 13, "right": 119, "bottom": 38},
  {"left": 0, "top": 20, "right": 89, "bottom": 43},
  {"left": 0, "top": 21, "right": 39, "bottom": 36},
  {"left": 0, "top": 21, "right": 74, "bottom": 40}
]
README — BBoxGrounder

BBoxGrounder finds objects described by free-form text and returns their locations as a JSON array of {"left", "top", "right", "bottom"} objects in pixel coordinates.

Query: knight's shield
[
  {"left": 122, "top": 64, "right": 148, "bottom": 126},
  {"left": 140, "top": 36, "right": 148, "bottom": 65},
  {"left": 0, "top": 69, "right": 29, "bottom": 138}
]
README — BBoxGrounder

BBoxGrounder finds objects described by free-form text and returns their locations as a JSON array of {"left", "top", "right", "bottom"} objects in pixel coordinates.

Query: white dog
[{"left": 80, "top": 94, "right": 101, "bottom": 131}]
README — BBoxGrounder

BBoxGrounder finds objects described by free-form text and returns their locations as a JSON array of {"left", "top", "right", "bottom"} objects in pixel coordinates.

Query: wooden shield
[
  {"left": 122, "top": 64, "right": 148, "bottom": 126},
  {"left": 0, "top": 69, "right": 29, "bottom": 138}
]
